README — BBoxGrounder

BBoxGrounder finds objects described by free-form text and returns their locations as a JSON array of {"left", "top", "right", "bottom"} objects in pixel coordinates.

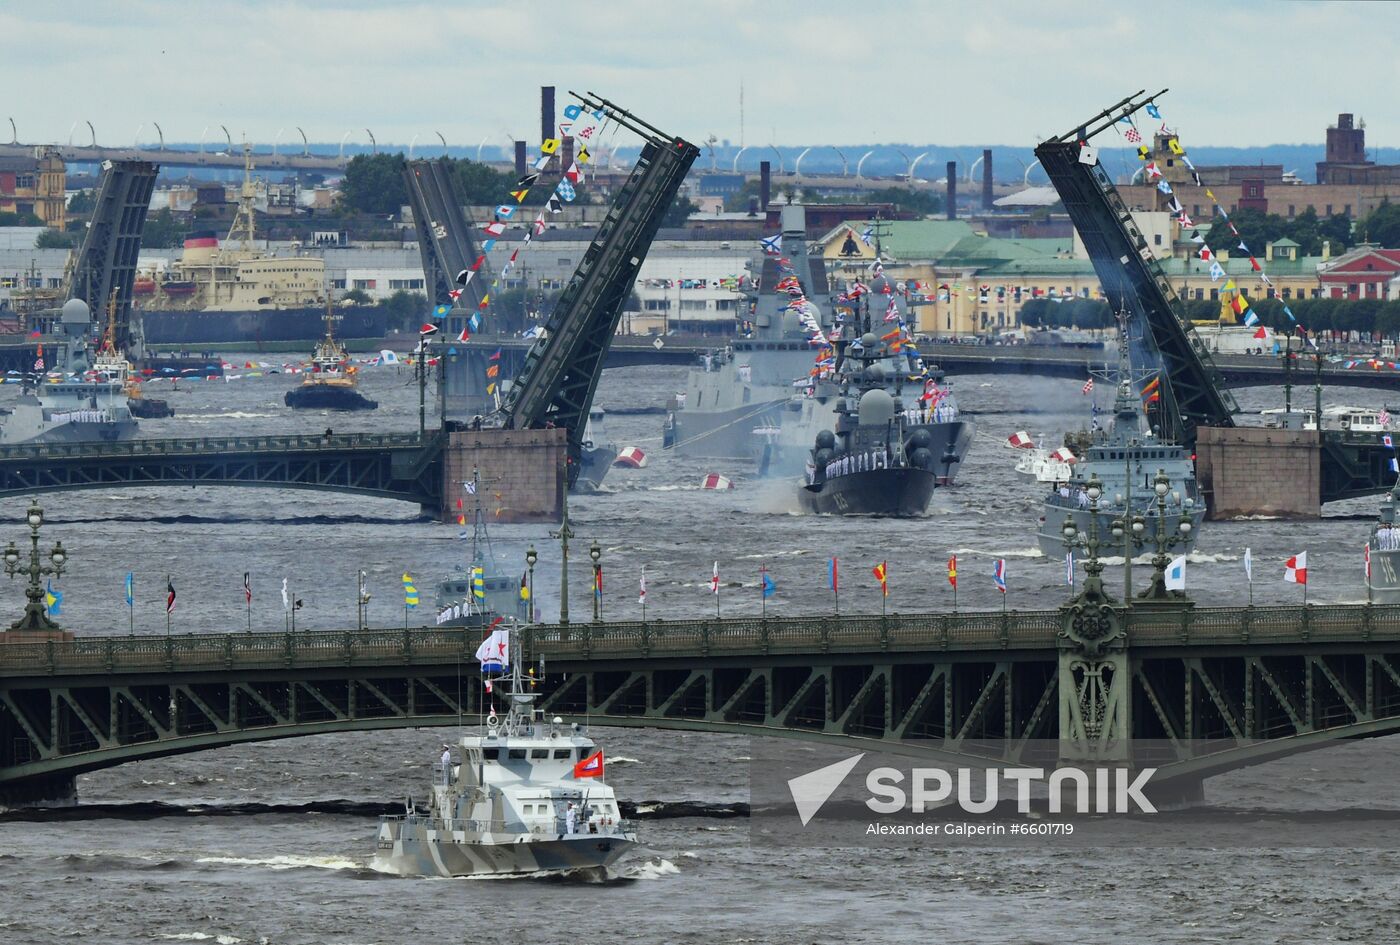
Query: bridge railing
[
  {"left": 0, "top": 431, "right": 426, "bottom": 461},
  {"left": 5, "top": 604, "right": 1400, "bottom": 677}
]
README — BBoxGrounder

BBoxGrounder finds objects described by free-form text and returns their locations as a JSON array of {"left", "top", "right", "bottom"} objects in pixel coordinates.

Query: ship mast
[{"left": 225, "top": 141, "right": 259, "bottom": 252}]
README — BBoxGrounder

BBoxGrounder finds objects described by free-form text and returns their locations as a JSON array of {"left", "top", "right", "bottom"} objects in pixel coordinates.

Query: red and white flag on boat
[
  {"left": 573, "top": 750, "right": 604, "bottom": 779},
  {"left": 1006, "top": 431, "right": 1035, "bottom": 450},
  {"left": 1284, "top": 551, "right": 1307, "bottom": 585}
]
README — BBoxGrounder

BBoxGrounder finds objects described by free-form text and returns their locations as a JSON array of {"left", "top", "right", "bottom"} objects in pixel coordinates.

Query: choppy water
[{"left": 1, "top": 359, "right": 1398, "bottom": 943}]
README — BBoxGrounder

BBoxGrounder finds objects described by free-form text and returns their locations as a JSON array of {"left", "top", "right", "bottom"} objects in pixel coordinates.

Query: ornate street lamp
[
  {"left": 4, "top": 501, "right": 68, "bottom": 634},
  {"left": 1060, "top": 475, "right": 1115, "bottom": 605},
  {"left": 589, "top": 539, "right": 602, "bottom": 622},
  {"left": 1127, "top": 469, "right": 1194, "bottom": 600},
  {"left": 525, "top": 544, "right": 538, "bottom": 626}
]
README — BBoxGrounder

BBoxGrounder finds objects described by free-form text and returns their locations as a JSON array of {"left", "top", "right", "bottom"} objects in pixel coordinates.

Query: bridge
[
  {"left": 4, "top": 588, "right": 1400, "bottom": 806},
  {"left": 0, "top": 142, "right": 350, "bottom": 173},
  {"left": 0, "top": 431, "right": 442, "bottom": 510}
]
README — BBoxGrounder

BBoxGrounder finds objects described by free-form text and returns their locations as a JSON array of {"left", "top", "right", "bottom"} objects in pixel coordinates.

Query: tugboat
[
  {"left": 284, "top": 296, "right": 378, "bottom": 411},
  {"left": 434, "top": 470, "right": 530, "bottom": 628},
  {"left": 797, "top": 327, "right": 939, "bottom": 517},
  {"left": 0, "top": 298, "right": 138, "bottom": 445},
  {"left": 1368, "top": 479, "right": 1400, "bottom": 603},
  {"left": 1034, "top": 332, "right": 1205, "bottom": 556},
  {"left": 372, "top": 624, "right": 637, "bottom": 877}
]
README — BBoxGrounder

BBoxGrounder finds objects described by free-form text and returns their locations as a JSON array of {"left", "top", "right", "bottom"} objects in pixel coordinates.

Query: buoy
[
  {"left": 613, "top": 446, "right": 647, "bottom": 468},
  {"left": 701, "top": 473, "right": 734, "bottom": 490}
]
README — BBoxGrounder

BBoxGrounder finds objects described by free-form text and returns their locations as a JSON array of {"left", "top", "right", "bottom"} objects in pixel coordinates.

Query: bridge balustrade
[{"left": 0, "top": 432, "right": 424, "bottom": 461}]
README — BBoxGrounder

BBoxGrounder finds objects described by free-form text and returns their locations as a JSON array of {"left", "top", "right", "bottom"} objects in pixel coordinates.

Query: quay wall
[
  {"left": 1196, "top": 425, "right": 1321, "bottom": 520},
  {"left": 440, "top": 427, "right": 565, "bottom": 524}
]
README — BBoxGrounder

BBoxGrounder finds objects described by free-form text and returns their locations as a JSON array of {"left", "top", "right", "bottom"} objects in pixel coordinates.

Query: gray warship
[
  {"left": 575, "top": 407, "right": 617, "bottom": 492},
  {"left": 798, "top": 328, "right": 939, "bottom": 516},
  {"left": 662, "top": 204, "right": 834, "bottom": 465},
  {"left": 434, "top": 470, "right": 530, "bottom": 628},
  {"left": 1, "top": 299, "right": 138, "bottom": 445},
  {"left": 1034, "top": 340, "right": 1205, "bottom": 557},
  {"left": 373, "top": 627, "right": 636, "bottom": 877},
  {"left": 1367, "top": 480, "right": 1400, "bottom": 603},
  {"left": 779, "top": 275, "right": 972, "bottom": 486}
]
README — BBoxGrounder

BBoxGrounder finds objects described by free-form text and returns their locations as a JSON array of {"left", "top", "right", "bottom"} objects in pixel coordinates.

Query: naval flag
[
  {"left": 1284, "top": 551, "right": 1308, "bottom": 585},
  {"left": 573, "top": 750, "right": 604, "bottom": 779},
  {"left": 475, "top": 628, "right": 510, "bottom": 672},
  {"left": 1165, "top": 555, "right": 1187, "bottom": 591}
]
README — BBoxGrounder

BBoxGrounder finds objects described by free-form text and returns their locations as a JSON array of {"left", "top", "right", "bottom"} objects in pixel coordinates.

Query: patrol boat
[
  {"left": 372, "top": 626, "right": 636, "bottom": 877},
  {"left": 433, "top": 470, "right": 529, "bottom": 628},
  {"left": 1, "top": 299, "right": 138, "bottom": 445},
  {"left": 1367, "top": 479, "right": 1400, "bottom": 604},
  {"left": 1034, "top": 341, "right": 1205, "bottom": 556}
]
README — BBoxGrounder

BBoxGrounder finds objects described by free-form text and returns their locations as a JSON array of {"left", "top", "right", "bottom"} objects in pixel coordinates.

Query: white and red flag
[
  {"left": 1006, "top": 431, "right": 1035, "bottom": 450},
  {"left": 709, "top": 561, "right": 719, "bottom": 595},
  {"left": 1082, "top": 378, "right": 1094, "bottom": 395},
  {"left": 1284, "top": 551, "right": 1307, "bottom": 585}
]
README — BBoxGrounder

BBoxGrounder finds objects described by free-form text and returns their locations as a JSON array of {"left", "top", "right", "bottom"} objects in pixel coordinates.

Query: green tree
[
  {"left": 1204, "top": 207, "right": 1287, "bottom": 258},
  {"left": 451, "top": 159, "right": 515, "bottom": 205},
  {"left": 66, "top": 190, "right": 96, "bottom": 216},
  {"left": 1318, "top": 212, "right": 1353, "bottom": 254},
  {"left": 662, "top": 195, "right": 699, "bottom": 227},
  {"left": 865, "top": 186, "right": 944, "bottom": 217},
  {"left": 35, "top": 228, "right": 78, "bottom": 249},
  {"left": 342, "top": 288, "right": 372, "bottom": 305},
  {"left": 0, "top": 210, "right": 42, "bottom": 227},
  {"left": 337, "top": 153, "right": 409, "bottom": 216},
  {"left": 142, "top": 208, "right": 184, "bottom": 248},
  {"left": 1360, "top": 202, "right": 1400, "bottom": 248},
  {"left": 1287, "top": 207, "right": 1322, "bottom": 255},
  {"left": 379, "top": 290, "right": 428, "bottom": 331}
]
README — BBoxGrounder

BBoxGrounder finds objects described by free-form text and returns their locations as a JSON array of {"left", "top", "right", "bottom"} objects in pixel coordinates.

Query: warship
[
  {"left": 777, "top": 274, "right": 971, "bottom": 485},
  {"left": 1367, "top": 479, "right": 1400, "bottom": 604},
  {"left": 797, "top": 324, "right": 941, "bottom": 516},
  {"left": 132, "top": 145, "right": 387, "bottom": 346},
  {"left": 372, "top": 624, "right": 636, "bottom": 877},
  {"left": 662, "top": 205, "right": 834, "bottom": 465},
  {"left": 284, "top": 296, "right": 378, "bottom": 411},
  {"left": 1034, "top": 337, "right": 1205, "bottom": 557},
  {"left": 575, "top": 407, "right": 618, "bottom": 492},
  {"left": 433, "top": 471, "right": 529, "bottom": 628},
  {"left": 0, "top": 298, "right": 138, "bottom": 445}
]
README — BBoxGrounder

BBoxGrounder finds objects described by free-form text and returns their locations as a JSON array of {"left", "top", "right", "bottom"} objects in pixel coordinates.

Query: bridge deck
[{"left": 2, "top": 604, "right": 1396, "bottom": 678}]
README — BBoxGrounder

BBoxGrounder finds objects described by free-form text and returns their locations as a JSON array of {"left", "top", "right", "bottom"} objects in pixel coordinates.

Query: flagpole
[
  {"left": 165, "top": 573, "right": 171, "bottom": 636},
  {"left": 760, "top": 566, "right": 766, "bottom": 620}
]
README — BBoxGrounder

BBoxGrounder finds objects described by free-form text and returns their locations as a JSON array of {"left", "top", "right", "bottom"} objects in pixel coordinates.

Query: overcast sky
[{"left": 6, "top": 0, "right": 1399, "bottom": 151}]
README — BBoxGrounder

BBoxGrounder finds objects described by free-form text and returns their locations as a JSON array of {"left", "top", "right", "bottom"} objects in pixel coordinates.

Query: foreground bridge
[{"left": 4, "top": 596, "right": 1400, "bottom": 806}]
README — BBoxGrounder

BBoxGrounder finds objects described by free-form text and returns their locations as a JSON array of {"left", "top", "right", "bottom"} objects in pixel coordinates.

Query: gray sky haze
[{"left": 5, "top": 0, "right": 1397, "bottom": 151}]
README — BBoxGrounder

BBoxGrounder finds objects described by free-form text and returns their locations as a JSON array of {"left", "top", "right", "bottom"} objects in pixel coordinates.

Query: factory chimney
[
  {"left": 514, "top": 141, "right": 527, "bottom": 176},
  {"left": 981, "top": 149, "right": 993, "bottom": 211},
  {"left": 946, "top": 161, "right": 957, "bottom": 220},
  {"left": 541, "top": 86, "right": 556, "bottom": 148},
  {"left": 760, "top": 160, "right": 771, "bottom": 210}
]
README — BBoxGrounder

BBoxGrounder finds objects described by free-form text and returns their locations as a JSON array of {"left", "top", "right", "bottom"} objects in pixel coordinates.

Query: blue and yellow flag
[
  {"left": 45, "top": 580, "right": 62, "bottom": 615},
  {"left": 402, "top": 572, "right": 419, "bottom": 608},
  {"left": 471, "top": 566, "right": 486, "bottom": 600}
]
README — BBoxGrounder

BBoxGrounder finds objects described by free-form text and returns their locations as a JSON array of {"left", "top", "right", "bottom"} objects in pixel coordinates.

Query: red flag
[
  {"left": 573, "top": 750, "right": 604, "bottom": 779},
  {"left": 1284, "top": 552, "right": 1307, "bottom": 585},
  {"left": 872, "top": 561, "right": 888, "bottom": 596},
  {"left": 419, "top": 323, "right": 439, "bottom": 335}
]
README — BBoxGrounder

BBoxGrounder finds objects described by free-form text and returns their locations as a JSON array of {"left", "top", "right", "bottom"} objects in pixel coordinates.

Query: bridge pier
[
  {"left": 0, "top": 772, "right": 75, "bottom": 811},
  {"left": 440, "top": 427, "right": 566, "bottom": 524},
  {"left": 1196, "top": 425, "right": 1322, "bottom": 520}
]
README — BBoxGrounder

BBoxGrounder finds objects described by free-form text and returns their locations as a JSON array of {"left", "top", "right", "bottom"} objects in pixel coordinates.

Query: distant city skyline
[{"left": 6, "top": 0, "right": 1400, "bottom": 152}]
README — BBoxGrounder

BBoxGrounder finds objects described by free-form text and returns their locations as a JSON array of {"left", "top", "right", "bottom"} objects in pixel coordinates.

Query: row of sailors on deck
[
  {"left": 902, "top": 403, "right": 958, "bottom": 425},
  {"left": 1377, "top": 525, "right": 1400, "bottom": 551},
  {"left": 827, "top": 448, "right": 893, "bottom": 479},
  {"left": 1058, "top": 485, "right": 1093, "bottom": 509},
  {"left": 52, "top": 409, "right": 114, "bottom": 424}
]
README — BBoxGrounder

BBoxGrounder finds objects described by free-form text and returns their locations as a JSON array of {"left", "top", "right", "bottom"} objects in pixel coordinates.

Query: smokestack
[
  {"left": 981, "top": 149, "right": 993, "bottom": 211},
  {"left": 514, "top": 141, "right": 527, "bottom": 176},
  {"left": 946, "top": 161, "right": 957, "bottom": 220},
  {"left": 541, "top": 86, "right": 556, "bottom": 147},
  {"left": 760, "top": 160, "right": 771, "bottom": 210}
]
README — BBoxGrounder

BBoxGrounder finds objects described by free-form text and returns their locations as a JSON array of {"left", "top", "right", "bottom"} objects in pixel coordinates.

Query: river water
[{"left": 2, "top": 358, "right": 1398, "bottom": 944}]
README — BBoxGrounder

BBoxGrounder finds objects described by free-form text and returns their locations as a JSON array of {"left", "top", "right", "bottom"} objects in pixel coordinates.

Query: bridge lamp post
[
  {"left": 1060, "top": 476, "right": 1111, "bottom": 602},
  {"left": 589, "top": 540, "right": 602, "bottom": 622},
  {"left": 525, "top": 545, "right": 537, "bottom": 625},
  {"left": 1134, "top": 470, "right": 1194, "bottom": 601},
  {"left": 549, "top": 489, "right": 574, "bottom": 629},
  {"left": 356, "top": 569, "right": 371, "bottom": 632},
  {"left": 1109, "top": 504, "right": 1145, "bottom": 601},
  {"left": 3, "top": 502, "right": 67, "bottom": 634}
]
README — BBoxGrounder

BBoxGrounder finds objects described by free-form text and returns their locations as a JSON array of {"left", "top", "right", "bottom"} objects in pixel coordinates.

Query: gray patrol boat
[
  {"left": 373, "top": 627, "right": 636, "bottom": 877},
  {"left": 2, "top": 298, "right": 138, "bottom": 445},
  {"left": 662, "top": 205, "right": 833, "bottom": 466},
  {"left": 1035, "top": 339, "right": 1205, "bottom": 557}
]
